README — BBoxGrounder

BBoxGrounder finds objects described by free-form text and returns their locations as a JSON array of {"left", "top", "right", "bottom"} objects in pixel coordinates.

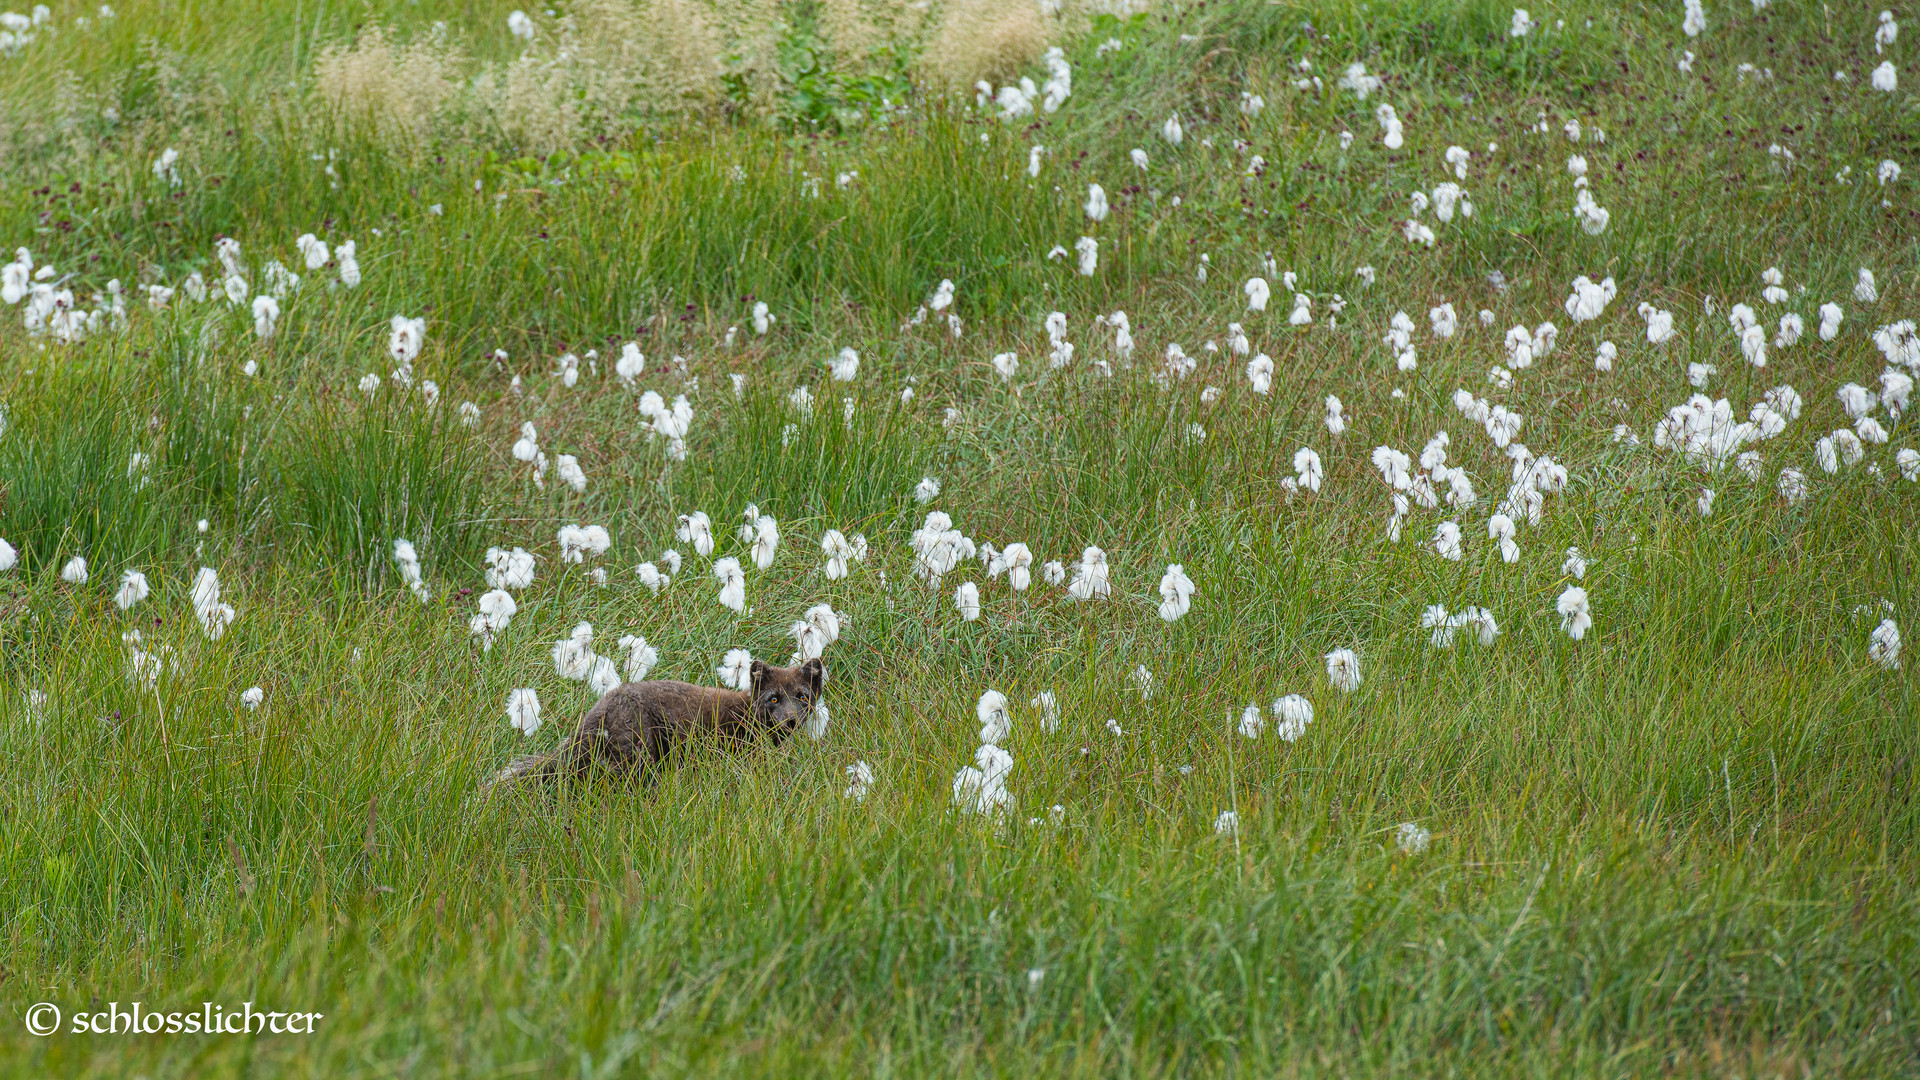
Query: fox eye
[{"left": 768, "top": 693, "right": 781, "bottom": 705}]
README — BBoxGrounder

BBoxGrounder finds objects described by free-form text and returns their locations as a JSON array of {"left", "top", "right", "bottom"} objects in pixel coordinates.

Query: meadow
[{"left": 0, "top": 0, "right": 1916, "bottom": 1075}]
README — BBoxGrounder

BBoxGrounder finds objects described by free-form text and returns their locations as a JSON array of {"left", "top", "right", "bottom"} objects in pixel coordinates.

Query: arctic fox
[{"left": 489, "top": 658, "right": 825, "bottom": 786}]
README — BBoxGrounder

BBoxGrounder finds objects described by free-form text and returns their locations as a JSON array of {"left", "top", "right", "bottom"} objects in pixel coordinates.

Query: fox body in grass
[{"left": 490, "top": 658, "right": 825, "bottom": 786}]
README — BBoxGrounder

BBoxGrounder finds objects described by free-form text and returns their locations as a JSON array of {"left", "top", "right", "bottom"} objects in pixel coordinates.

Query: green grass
[{"left": 1, "top": 0, "right": 1917, "bottom": 1076}]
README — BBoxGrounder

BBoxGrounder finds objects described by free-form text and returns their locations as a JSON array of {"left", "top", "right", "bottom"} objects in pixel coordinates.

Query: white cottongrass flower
[
  {"left": 715, "top": 648, "right": 754, "bottom": 691},
  {"left": 1157, "top": 564, "right": 1195, "bottom": 622},
  {"left": 1338, "top": 62, "right": 1382, "bottom": 98},
  {"left": 615, "top": 342, "right": 645, "bottom": 383},
  {"left": 1326, "top": 396, "right": 1347, "bottom": 436},
  {"left": 1237, "top": 704, "right": 1264, "bottom": 739},
  {"left": 844, "top": 760, "right": 876, "bottom": 801},
  {"left": 238, "top": 686, "right": 265, "bottom": 710},
  {"left": 1445, "top": 144, "right": 1472, "bottom": 179},
  {"left": 185, "top": 566, "right": 237, "bottom": 640},
  {"left": 114, "top": 568, "right": 150, "bottom": 610},
  {"left": 1778, "top": 466, "right": 1810, "bottom": 503},
  {"left": 1430, "top": 521, "right": 1464, "bottom": 561},
  {"left": 953, "top": 743, "right": 1015, "bottom": 818},
  {"left": 713, "top": 557, "right": 746, "bottom": 613},
  {"left": 1030, "top": 690, "right": 1060, "bottom": 732},
  {"left": 1289, "top": 293, "right": 1313, "bottom": 325},
  {"left": 505, "top": 688, "right": 542, "bottom": 735},
  {"left": 1066, "top": 547, "right": 1111, "bottom": 600},
  {"left": 638, "top": 392, "right": 695, "bottom": 460},
  {"left": 1683, "top": 0, "right": 1706, "bottom": 35},
  {"left": 1556, "top": 585, "right": 1592, "bottom": 640},
  {"left": 1640, "top": 303, "right": 1676, "bottom": 345},
  {"left": 989, "top": 542, "right": 1033, "bottom": 591},
  {"left": 555, "top": 454, "right": 588, "bottom": 493},
  {"left": 1293, "top": 447, "right": 1324, "bottom": 493},
  {"left": 992, "top": 351, "right": 1019, "bottom": 381},
  {"left": 914, "top": 476, "right": 942, "bottom": 504},
  {"left": 1375, "top": 104, "right": 1404, "bottom": 149},
  {"left": 392, "top": 538, "right": 431, "bottom": 601},
  {"left": 1075, "top": 236, "right": 1099, "bottom": 276},
  {"left": 58, "top": 555, "right": 89, "bottom": 585},
  {"left": 485, "top": 546, "right": 535, "bottom": 590},
  {"left": 1855, "top": 268, "right": 1880, "bottom": 303},
  {"left": 250, "top": 295, "right": 279, "bottom": 338},
  {"left": 1161, "top": 113, "right": 1184, "bottom": 145},
  {"left": 1129, "top": 664, "right": 1156, "bottom": 702},
  {"left": 0, "top": 540, "right": 14, "bottom": 573},
  {"left": 821, "top": 529, "right": 855, "bottom": 579},
  {"left": 551, "top": 622, "right": 596, "bottom": 680},
  {"left": 1395, "top": 822, "right": 1431, "bottom": 854},
  {"left": 1489, "top": 514, "right": 1520, "bottom": 563},
  {"left": 1573, "top": 188, "right": 1610, "bottom": 234},
  {"left": 675, "top": 511, "right": 714, "bottom": 559},
  {"left": 750, "top": 516, "right": 780, "bottom": 570},
  {"left": 1213, "top": 810, "right": 1240, "bottom": 837},
  {"left": 633, "top": 557, "right": 672, "bottom": 591},
  {"left": 1246, "top": 354, "right": 1274, "bottom": 394},
  {"left": 977, "top": 690, "right": 1012, "bottom": 744},
  {"left": 955, "top": 581, "right": 982, "bottom": 621},
  {"left": 790, "top": 604, "right": 842, "bottom": 661},
  {"left": 1324, "top": 649, "right": 1362, "bottom": 693},
  {"left": 1868, "top": 618, "right": 1903, "bottom": 670},
  {"left": 332, "top": 240, "right": 360, "bottom": 288},
  {"left": 587, "top": 655, "right": 622, "bottom": 697},
  {"left": 617, "top": 634, "right": 659, "bottom": 681},
  {"left": 468, "top": 588, "right": 516, "bottom": 650},
  {"left": 753, "top": 301, "right": 775, "bottom": 334},
  {"left": 389, "top": 315, "right": 425, "bottom": 366},
  {"left": 511, "top": 422, "right": 540, "bottom": 463},
  {"left": 1818, "top": 303, "right": 1844, "bottom": 341},
  {"left": 1084, "top": 184, "right": 1109, "bottom": 222},
  {"left": 1271, "top": 695, "right": 1313, "bottom": 741},
  {"left": 1509, "top": 8, "right": 1536, "bottom": 36},
  {"left": 1871, "top": 61, "right": 1898, "bottom": 92},
  {"left": 1244, "top": 277, "right": 1270, "bottom": 312},
  {"left": 830, "top": 347, "right": 860, "bottom": 382},
  {"left": 1562, "top": 547, "right": 1588, "bottom": 579},
  {"left": 556, "top": 524, "right": 611, "bottom": 564}
]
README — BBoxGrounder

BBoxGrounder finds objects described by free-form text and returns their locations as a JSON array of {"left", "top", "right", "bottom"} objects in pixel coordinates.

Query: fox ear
[
  {"left": 749, "top": 659, "right": 769, "bottom": 694},
  {"left": 802, "top": 658, "right": 825, "bottom": 696}
]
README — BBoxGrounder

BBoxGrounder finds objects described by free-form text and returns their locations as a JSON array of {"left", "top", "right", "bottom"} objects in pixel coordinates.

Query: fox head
[{"left": 749, "top": 658, "right": 825, "bottom": 733}]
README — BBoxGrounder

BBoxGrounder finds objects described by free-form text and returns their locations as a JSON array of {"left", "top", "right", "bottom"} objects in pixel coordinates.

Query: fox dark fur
[{"left": 488, "top": 658, "right": 825, "bottom": 787}]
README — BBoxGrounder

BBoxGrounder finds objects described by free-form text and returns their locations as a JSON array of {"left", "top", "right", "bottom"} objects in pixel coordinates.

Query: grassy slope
[{"left": 0, "top": 0, "right": 1917, "bottom": 1076}]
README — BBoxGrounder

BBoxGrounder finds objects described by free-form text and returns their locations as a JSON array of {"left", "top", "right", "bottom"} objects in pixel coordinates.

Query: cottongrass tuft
[
  {"left": 1556, "top": 586, "right": 1592, "bottom": 640},
  {"left": 1270, "top": 695, "right": 1313, "bottom": 741},
  {"left": 114, "top": 568, "right": 150, "bottom": 611},
  {"left": 1396, "top": 822, "right": 1431, "bottom": 854},
  {"left": 1324, "top": 649, "right": 1362, "bottom": 693},
  {"left": 716, "top": 648, "right": 754, "bottom": 690},
  {"left": 977, "top": 690, "right": 1011, "bottom": 744},
  {"left": 506, "top": 688, "right": 542, "bottom": 735},
  {"left": 1868, "top": 619, "right": 1902, "bottom": 671}
]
